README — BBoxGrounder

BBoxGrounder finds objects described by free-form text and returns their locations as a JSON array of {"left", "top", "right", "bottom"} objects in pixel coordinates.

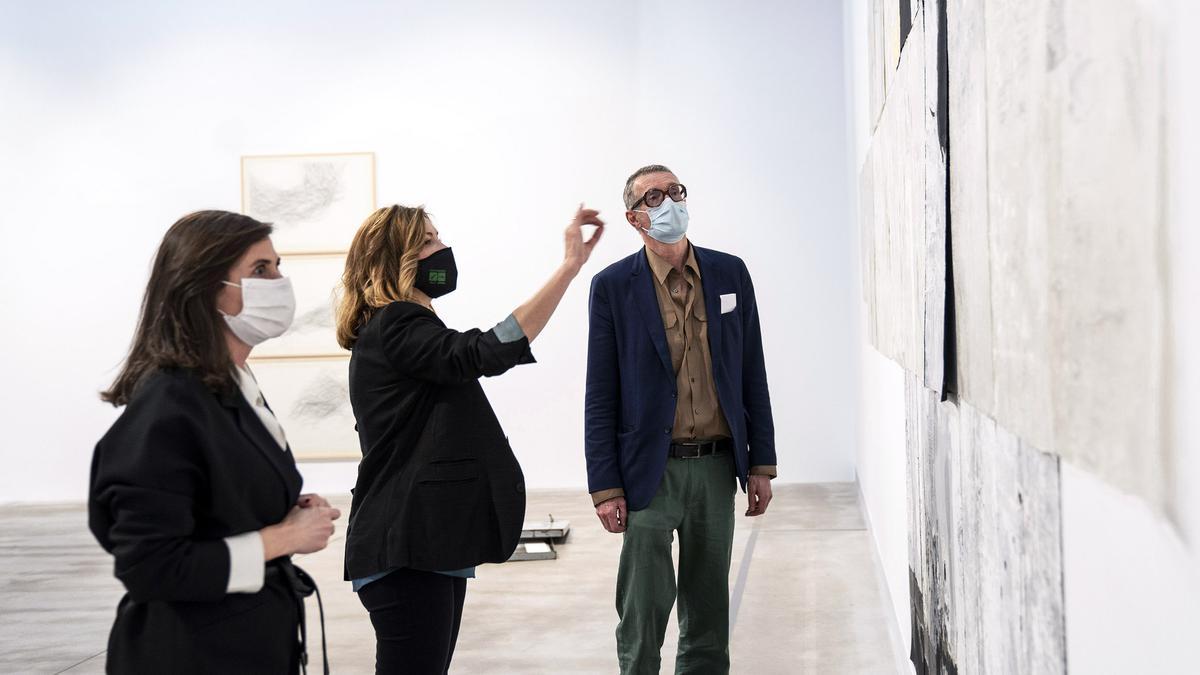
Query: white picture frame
[
  {"left": 247, "top": 357, "right": 359, "bottom": 461},
  {"left": 241, "top": 152, "right": 376, "bottom": 255},
  {"left": 252, "top": 254, "right": 346, "bottom": 358}
]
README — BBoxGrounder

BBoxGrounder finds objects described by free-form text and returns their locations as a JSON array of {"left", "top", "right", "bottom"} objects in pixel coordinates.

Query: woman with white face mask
[{"left": 90, "top": 210, "right": 341, "bottom": 674}]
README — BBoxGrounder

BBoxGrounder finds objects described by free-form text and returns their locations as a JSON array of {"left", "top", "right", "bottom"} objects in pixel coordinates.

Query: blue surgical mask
[{"left": 637, "top": 199, "right": 689, "bottom": 244}]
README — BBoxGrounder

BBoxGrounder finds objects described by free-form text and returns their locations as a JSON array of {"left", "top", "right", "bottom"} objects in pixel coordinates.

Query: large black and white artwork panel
[{"left": 906, "top": 374, "right": 1066, "bottom": 674}]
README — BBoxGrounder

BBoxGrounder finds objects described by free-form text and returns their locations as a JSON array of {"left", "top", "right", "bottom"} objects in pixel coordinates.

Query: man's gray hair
[{"left": 623, "top": 164, "right": 675, "bottom": 210}]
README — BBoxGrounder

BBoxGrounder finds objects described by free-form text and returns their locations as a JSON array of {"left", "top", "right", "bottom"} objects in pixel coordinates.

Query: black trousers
[{"left": 358, "top": 568, "right": 467, "bottom": 674}]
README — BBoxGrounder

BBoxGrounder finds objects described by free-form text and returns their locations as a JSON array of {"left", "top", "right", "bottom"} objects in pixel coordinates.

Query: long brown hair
[
  {"left": 101, "top": 210, "right": 273, "bottom": 406},
  {"left": 335, "top": 205, "right": 429, "bottom": 350}
]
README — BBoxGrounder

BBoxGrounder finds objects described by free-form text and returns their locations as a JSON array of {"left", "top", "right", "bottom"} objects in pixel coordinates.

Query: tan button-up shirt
[
  {"left": 590, "top": 245, "right": 777, "bottom": 507},
  {"left": 650, "top": 244, "right": 730, "bottom": 441}
]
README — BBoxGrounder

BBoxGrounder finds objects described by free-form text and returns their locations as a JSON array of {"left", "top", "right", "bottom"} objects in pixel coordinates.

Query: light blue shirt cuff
[
  {"left": 492, "top": 313, "right": 526, "bottom": 344},
  {"left": 351, "top": 566, "right": 476, "bottom": 592}
]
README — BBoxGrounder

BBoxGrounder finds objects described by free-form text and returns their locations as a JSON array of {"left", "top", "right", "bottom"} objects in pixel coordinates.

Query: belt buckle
[{"left": 677, "top": 441, "right": 704, "bottom": 459}]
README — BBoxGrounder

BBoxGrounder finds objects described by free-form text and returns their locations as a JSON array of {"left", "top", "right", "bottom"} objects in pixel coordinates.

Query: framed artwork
[
  {"left": 252, "top": 254, "right": 346, "bottom": 358},
  {"left": 248, "top": 356, "right": 359, "bottom": 461},
  {"left": 241, "top": 152, "right": 376, "bottom": 255}
]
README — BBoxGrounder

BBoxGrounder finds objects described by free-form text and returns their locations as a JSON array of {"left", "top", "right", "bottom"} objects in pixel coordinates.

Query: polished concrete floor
[{"left": 0, "top": 483, "right": 899, "bottom": 674}]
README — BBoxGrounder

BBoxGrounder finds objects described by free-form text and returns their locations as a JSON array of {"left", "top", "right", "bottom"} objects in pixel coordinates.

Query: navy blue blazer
[{"left": 584, "top": 245, "right": 776, "bottom": 511}]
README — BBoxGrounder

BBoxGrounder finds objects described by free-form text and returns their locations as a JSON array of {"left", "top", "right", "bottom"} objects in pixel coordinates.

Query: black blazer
[
  {"left": 344, "top": 301, "right": 533, "bottom": 579},
  {"left": 89, "top": 369, "right": 304, "bottom": 674}
]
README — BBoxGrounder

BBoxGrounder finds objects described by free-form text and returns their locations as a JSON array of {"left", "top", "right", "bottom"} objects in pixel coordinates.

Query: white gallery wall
[
  {"left": 0, "top": 0, "right": 856, "bottom": 503},
  {"left": 843, "top": 0, "right": 911, "bottom": 657}
]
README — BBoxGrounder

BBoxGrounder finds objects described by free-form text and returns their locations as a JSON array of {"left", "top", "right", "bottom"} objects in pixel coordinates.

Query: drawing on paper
[{"left": 241, "top": 152, "right": 375, "bottom": 254}]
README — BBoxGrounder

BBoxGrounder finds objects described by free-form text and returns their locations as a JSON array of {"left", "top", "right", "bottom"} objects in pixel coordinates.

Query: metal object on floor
[{"left": 507, "top": 514, "right": 570, "bottom": 561}]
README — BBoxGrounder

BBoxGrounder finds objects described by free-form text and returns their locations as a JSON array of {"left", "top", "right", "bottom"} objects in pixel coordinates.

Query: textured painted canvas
[
  {"left": 947, "top": 0, "right": 993, "bottom": 413},
  {"left": 906, "top": 375, "right": 1066, "bottom": 674},
  {"left": 241, "top": 152, "right": 375, "bottom": 255},
  {"left": 862, "top": 1, "right": 1171, "bottom": 673},
  {"left": 950, "top": 0, "right": 1168, "bottom": 507},
  {"left": 859, "top": 18, "right": 927, "bottom": 378}
]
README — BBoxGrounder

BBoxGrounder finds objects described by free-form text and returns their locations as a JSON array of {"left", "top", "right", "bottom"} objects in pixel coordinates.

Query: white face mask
[{"left": 219, "top": 277, "right": 296, "bottom": 346}]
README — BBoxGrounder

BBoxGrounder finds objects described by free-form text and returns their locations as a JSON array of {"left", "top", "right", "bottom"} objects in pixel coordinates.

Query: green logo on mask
[{"left": 429, "top": 270, "right": 447, "bottom": 284}]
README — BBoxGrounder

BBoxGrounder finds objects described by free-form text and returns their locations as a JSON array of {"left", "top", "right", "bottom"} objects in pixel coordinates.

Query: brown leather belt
[{"left": 668, "top": 438, "right": 732, "bottom": 459}]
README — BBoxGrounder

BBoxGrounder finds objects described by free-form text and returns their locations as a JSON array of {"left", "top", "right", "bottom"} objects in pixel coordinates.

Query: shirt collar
[{"left": 645, "top": 244, "right": 701, "bottom": 285}]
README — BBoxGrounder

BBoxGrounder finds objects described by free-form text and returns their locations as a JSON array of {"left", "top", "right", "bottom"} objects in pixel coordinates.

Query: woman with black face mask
[{"left": 335, "top": 204, "right": 604, "bottom": 673}]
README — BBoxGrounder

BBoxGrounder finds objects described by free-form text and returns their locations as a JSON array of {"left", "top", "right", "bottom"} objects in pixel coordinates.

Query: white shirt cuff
[{"left": 223, "top": 531, "right": 265, "bottom": 594}]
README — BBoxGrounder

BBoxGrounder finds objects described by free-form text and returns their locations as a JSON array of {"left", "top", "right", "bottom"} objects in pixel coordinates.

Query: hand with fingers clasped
[
  {"left": 260, "top": 495, "right": 342, "bottom": 559},
  {"left": 296, "top": 493, "right": 332, "bottom": 509},
  {"left": 745, "top": 475, "right": 773, "bottom": 517},
  {"left": 595, "top": 496, "right": 628, "bottom": 533}
]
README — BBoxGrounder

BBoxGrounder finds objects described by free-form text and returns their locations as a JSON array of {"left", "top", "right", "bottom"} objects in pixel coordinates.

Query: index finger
[{"left": 583, "top": 224, "right": 605, "bottom": 241}]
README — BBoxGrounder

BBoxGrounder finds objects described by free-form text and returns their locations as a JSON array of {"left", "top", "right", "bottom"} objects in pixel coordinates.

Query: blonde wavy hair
[{"left": 335, "top": 204, "right": 430, "bottom": 350}]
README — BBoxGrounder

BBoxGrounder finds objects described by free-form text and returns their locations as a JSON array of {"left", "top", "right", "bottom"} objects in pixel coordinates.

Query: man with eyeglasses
[{"left": 584, "top": 164, "right": 777, "bottom": 673}]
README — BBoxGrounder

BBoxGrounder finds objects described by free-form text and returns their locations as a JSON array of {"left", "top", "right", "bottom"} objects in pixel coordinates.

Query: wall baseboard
[{"left": 856, "top": 478, "right": 914, "bottom": 675}]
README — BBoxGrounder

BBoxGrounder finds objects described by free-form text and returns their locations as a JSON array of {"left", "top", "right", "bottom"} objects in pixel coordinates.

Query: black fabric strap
[{"left": 273, "top": 559, "right": 329, "bottom": 675}]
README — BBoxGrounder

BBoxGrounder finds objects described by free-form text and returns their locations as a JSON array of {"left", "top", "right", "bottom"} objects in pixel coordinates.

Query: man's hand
[
  {"left": 745, "top": 475, "right": 773, "bottom": 517},
  {"left": 595, "top": 496, "right": 628, "bottom": 533}
]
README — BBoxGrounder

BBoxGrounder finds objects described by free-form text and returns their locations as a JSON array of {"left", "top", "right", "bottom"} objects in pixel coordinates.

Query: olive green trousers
[{"left": 616, "top": 452, "right": 736, "bottom": 675}]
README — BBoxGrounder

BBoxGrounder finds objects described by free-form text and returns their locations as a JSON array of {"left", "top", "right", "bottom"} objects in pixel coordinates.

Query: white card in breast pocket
[{"left": 720, "top": 293, "right": 737, "bottom": 314}]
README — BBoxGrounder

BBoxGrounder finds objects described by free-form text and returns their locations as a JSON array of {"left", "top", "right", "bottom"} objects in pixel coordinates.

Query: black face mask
[{"left": 414, "top": 247, "right": 458, "bottom": 298}]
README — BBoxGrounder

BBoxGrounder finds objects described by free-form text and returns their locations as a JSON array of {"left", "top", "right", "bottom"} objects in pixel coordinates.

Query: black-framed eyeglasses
[{"left": 632, "top": 183, "right": 687, "bottom": 209}]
